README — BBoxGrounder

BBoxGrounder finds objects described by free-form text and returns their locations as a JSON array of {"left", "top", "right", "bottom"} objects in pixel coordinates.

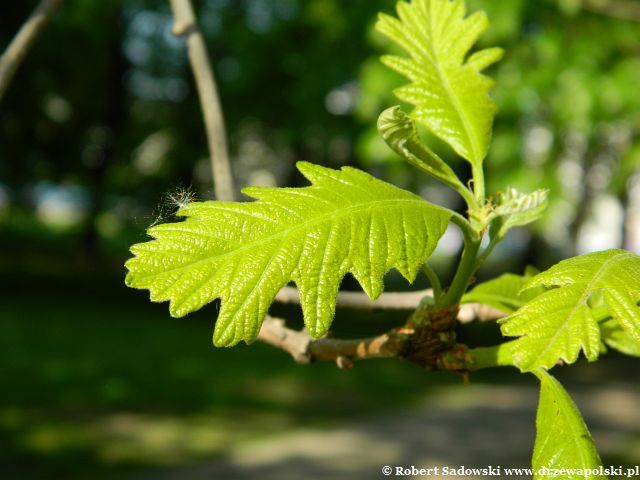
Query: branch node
[
  {"left": 336, "top": 356, "right": 354, "bottom": 370},
  {"left": 436, "top": 344, "right": 473, "bottom": 373},
  {"left": 400, "top": 304, "right": 459, "bottom": 370},
  {"left": 171, "top": 21, "right": 195, "bottom": 37},
  {"left": 260, "top": 292, "right": 506, "bottom": 370}
]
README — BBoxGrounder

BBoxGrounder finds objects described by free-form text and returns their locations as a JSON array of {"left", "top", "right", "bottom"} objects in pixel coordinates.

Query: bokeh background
[{"left": 1, "top": 0, "right": 639, "bottom": 478}]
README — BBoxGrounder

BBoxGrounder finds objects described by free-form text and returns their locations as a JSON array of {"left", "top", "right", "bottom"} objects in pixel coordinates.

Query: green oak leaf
[
  {"left": 533, "top": 370, "right": 606, "bottom": 480},
  {"left": 601, "top": 319, "right": 640, "bottom": 357},
  {"left": 462, "top": 270, "right": 544, "bottom": 314},
  {"left": 501, "top": 249, "right": 640, "bottom": 371},
  {"left": 489, "top": 187, "right": 549, "bottom": 240},
  {"left": 126, "top": 162, "right": 451, "bottom": 347},
  {"left": 376, "top": 0, "right": 503, "bottom": 167},
  {"left": 377, "top": 106, "right": 475, "bottom": 206}
]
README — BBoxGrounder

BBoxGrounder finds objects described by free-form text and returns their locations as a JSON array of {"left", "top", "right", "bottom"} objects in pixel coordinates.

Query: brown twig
[
  {"left": 274, "top": 286, "right": 505, "bottom": 322},
  {"left": 258, "top": 299, "right": 506, "bottom": 368},
  {"left": 258, "top": 315, "right": 411, "bottom": 368},
  {"left": 256, "top": 316, "right": 314, "bottom": 364},
  {"left": 168, "top": 0, "right": 235, "bottom": 201},
  {"left": 0, "top": 0, "right": 64, "bottom": 103}
]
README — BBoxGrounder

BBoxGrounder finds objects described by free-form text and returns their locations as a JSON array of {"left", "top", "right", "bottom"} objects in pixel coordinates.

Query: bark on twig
[
  {"left": 257, "top": 315, "right": 409, "bottom": 368},
  {"left": 0, "top": 0, "right": 64, "bottom": 103},
  {"left": 456, "top": 303, "right": 505, "bottom": 323},
  {"left": 168, "top": 0, "right": 235, "bottom": 201},
  {"left": 257, "top": 316, "right": 314, "bottom": 364}
]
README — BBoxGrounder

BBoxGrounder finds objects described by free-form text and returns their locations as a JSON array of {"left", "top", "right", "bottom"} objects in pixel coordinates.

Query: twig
[
  {"left": 168, "top": 0, "right": 235, "bottom": 201},
  {"left": 0, "top": 0, "right": 64, "bottom": 103},
  {"left": 274, "top": 286, "right": 504, "bottom": 322},
  {"left": 582, "top": 0, "right": 640, "bottom": 22},
  {"left": 260, "top": 301, "right": 505, "bottom": 369},
  {"left": 258, "top": 315, "right": 412, "bottom": 368},
  {"left": 256, "top": 316, "right": 313, "bottom": 364}
]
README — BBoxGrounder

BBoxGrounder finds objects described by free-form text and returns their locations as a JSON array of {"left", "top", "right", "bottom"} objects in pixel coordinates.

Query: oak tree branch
[
  {"left": 258, "top": 315, "right": 412, "bottom": 368},
  {"left": 259, "top": 297, "right": 505, "bottom": 368}
]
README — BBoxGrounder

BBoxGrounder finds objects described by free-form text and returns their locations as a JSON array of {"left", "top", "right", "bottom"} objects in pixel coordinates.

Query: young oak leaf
[
  {"left": 377, "top": 106, "right": 475, "bottom": 206},
  {"left": 376, "top": 0, "right": 503, "bottom": 167},
  {"left": 532, "top": 371, "right": 605, "bottom": 480},
  {"left": 125, "top": 162, "right": 451, "bottom": 347},
  {"left": 489, "top": 187, "right": 549, "bottom": 241},
  {"left": 600, "top": 319, "right": 640, "bottom": 358},
  {"left": 501, "top": 249, "right": 640, "bottom": 372}
]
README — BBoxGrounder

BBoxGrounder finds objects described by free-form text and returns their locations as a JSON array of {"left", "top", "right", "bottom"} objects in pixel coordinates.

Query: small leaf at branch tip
[
  {"left": 125, "top": 162, "right": 451, "bottom": 346},
  {"left": 489, "top": 187, "right": 549, "bottom": 240}
]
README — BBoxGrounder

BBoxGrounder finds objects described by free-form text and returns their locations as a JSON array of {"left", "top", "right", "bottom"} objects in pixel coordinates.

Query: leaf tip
[{"left": 295, "top": 160, "right": 318, "bottom": 180}]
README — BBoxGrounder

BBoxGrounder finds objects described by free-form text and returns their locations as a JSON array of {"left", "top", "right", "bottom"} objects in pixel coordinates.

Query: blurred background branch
[
  {"left": 168, "top": 0, "right": 235, "bottom": 201},
  {"left": 0, "top": 0, "right": 63, "bottom": 103},
  {"left": 275, "top": 286, "right": 433, "bottom": 310},
  {"left": 274, "top": 286, "right": 504, "bottom": 321}
]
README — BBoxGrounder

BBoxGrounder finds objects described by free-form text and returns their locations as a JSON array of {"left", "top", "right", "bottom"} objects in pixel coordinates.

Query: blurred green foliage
[{"left": 0, "top": 273, "right": 464, "bottom": 479}]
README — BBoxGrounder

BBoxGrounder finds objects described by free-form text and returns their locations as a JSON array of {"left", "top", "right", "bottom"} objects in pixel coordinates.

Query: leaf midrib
[
  {"left": 547, "top": 377, "right": 593, "bottom": 471},
  {"left": 425, "top": 4, "right": 482, "bottom": 164},
  {"left": 138, "top": 197, "right": 444, "bottom": 278}
]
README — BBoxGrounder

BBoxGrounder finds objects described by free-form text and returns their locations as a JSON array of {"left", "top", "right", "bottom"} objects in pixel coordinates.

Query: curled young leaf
[
  {"left": 601, "top": 319, "right": 640, "bottom": 357},
  {"left": 378, "top": 106, "right": 474, "bottom": 206}
]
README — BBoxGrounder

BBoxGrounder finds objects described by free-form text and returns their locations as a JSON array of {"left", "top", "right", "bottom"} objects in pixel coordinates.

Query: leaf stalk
[{"left": 466, "top": 342, "right": 517, "bottom": 370}]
